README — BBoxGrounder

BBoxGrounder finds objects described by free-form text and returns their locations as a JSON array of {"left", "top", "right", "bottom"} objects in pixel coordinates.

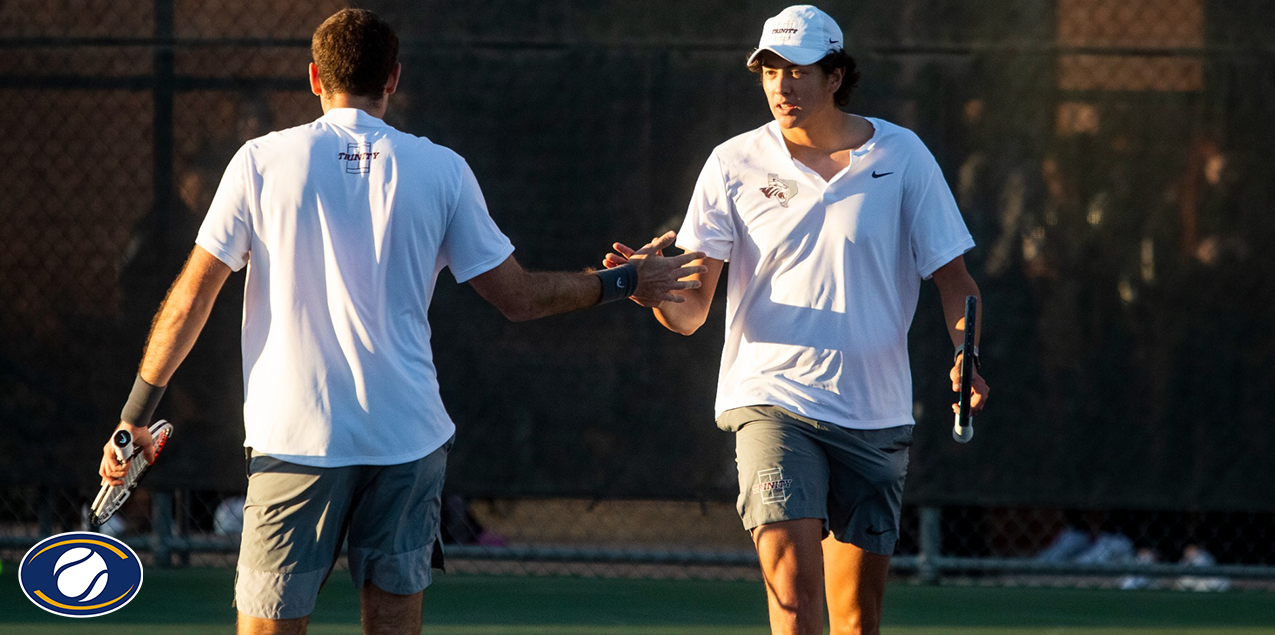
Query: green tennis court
[{"left": 3, "top": 565, "right": 1273, "bottom": 634}]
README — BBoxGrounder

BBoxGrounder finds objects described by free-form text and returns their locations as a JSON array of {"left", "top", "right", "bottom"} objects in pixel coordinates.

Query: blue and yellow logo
[{"left": 18, "top": 531, "right": 143, "bottom": 618}]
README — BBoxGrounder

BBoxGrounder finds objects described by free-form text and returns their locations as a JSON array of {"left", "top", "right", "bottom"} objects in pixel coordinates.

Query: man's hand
[
  {"left": 99, "top": 421, "right": 156, "bottom": 486},
  {"left": 950, "top": 358, "right": 989, "bottom": 415},
  {"left": 605, "top": 231, "right": 703, "bottom": 308}
]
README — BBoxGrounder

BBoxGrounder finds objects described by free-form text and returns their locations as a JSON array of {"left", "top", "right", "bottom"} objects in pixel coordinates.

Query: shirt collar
[
  {"left": 766, "top": 117, "right": 879, "bottom": 160},
  {"left": 320, "top": 107, "right": 388, "bottom": 128},
  {"left": 767, "top": 117, "right": 879, "bottom": 183}
]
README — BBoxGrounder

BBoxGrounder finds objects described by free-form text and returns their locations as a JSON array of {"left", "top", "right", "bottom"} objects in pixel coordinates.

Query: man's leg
[
  {"left": 822, "top": 424, "right": 911, "bottom": 635},
  {"left": 360, "top": 583, "right": 423, "bottom": 635},
  {"left": 347, "top": 438, "right": 452, "bottom": 635},
  {"left": 235, "top": 453, "right": 357, "bottom": 634},
  {"left": 822, "top": 534, "right": 890, "bottom": 635},
  {"left": 753, "top": 518, "right": 826, "bottom": 635},
  {"left": 237, "top": 613, "right": 308, "bottom": 635}
]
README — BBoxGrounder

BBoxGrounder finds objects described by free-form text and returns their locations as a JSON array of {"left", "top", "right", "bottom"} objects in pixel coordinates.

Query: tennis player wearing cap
[
  {"left": 606, "top": 6, "right": 989, "bottom": 634},
  {"left": 99, "top": 8, "right": 704, "bottom": 635}
]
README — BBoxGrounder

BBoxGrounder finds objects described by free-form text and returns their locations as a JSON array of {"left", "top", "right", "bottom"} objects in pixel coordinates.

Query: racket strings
[{"left": 120, "top": 428, "right": 170, "bottom": 486}]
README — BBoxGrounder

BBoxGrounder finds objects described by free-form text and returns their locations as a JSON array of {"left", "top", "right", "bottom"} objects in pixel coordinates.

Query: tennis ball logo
[
  {"left": 19, "top": 531, "right": 143, "bottom": 618},
  {"left": 54, "top": 547, "right": 110, "bottom": 602}
]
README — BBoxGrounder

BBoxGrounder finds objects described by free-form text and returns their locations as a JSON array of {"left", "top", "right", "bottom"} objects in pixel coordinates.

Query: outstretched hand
[
  {"left": 604, "top": 231, "right": 704, "bottom": 308},
  {"left": 99, "top": 421, "right": 156, "bottom": 486}
]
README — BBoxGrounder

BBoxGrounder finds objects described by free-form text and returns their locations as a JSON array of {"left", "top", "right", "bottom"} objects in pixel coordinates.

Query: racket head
[
  {"left": 953, "top": 296, "right": 977, "bottom": 443},
  {"left": 90, "top": 420, "right": 173, "bottom": 527}
]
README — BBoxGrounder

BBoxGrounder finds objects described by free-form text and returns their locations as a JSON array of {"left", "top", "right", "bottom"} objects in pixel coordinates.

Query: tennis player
[
  {"left": 98, "top": 9, "right": 703, "bottom": 635},
  {"left": 605, "top": 6, "right": 989, "bottom": 634}
]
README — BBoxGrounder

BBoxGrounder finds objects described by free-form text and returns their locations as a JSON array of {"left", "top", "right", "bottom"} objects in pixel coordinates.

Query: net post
[{"left": 918, "top": 506, "right": 942, "bottom": 584}]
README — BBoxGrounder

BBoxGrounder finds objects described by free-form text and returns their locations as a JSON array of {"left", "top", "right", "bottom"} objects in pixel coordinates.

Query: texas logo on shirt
[{"left": 760, "top": 174, "right": 799, "bottom": 208}]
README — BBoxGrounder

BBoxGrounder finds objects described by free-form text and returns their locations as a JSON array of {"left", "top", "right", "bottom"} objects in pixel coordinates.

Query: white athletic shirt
[
  {"left": 677, "top": 118, "right": 973, "bottom": 429},
  {"left": 196, "top": 108, "right": 514, "bottom": 467}
]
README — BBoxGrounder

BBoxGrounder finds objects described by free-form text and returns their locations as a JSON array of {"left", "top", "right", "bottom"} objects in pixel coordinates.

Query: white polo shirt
[
  {"left": 678, "top": 117, "right": 973, "bottom": 429},
  {"left": 196, "top": 108, "right": 514, "bottom": 467}
]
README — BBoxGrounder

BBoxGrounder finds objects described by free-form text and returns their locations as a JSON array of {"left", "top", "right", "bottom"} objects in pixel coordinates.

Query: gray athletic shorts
[
  {"left": 718, "top": 405, "right": 912, "bottom": 556},
  {"left": 234, "top": 436, "right": 453, "bottom": 620}
]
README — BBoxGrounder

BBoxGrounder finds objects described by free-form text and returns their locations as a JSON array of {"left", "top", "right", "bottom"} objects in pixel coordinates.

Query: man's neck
[
  {"left": 781, "top": 108, "right": 861, "bottom": 154},
  {"left": 321, "top": 93, "right": 388, "bottom": 119}
]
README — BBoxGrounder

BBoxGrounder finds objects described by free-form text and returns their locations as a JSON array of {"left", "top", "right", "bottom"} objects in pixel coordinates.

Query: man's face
[{"left": 759, "top": 53, "right": 842, "bottom": 128}]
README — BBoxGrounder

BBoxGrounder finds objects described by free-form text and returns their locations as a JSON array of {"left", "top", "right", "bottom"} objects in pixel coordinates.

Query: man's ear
[
  {"left": 384, "top": 63, "right": 402, "bottom": 97},
  {"left": 309, "top": 62, "right": 323, "bottom": 97},
  {"left": 827, "top": 66, "right": 845, "bottom": 95}
]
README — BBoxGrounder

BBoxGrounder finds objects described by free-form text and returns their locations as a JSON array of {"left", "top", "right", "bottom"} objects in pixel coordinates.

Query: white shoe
[{"left": 1175, "top": 545, "right": 1231, "bottom": 592}]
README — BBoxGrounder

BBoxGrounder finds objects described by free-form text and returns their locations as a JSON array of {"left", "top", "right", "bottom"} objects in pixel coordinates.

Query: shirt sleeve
[
  {"left": 903, "top": 144, "right": 974, "bottom": 279},
  {"left": 195, "top": 145, "right": 255, "bottom": 272},
  {"left": 439, "top": 160, "right": 515, "bottom": 283},
  {"left": 676, "top": 152, "right": 735, "bottom": 261}
]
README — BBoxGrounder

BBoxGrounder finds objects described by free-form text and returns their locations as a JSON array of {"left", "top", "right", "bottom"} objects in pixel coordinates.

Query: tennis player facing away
[
  {"left": 98, "top": 9, "right": 703, "bottom": 635},
  {"left": 606, "top": 6, "right": 988, "bottom": 634}
]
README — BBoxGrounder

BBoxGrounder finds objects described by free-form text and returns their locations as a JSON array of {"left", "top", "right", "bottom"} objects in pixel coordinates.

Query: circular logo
[{"left": 18, "top": 531, "right": 143, "bottom": 618}]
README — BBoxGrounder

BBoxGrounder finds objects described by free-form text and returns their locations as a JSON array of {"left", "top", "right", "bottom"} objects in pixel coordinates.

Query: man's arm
[
  {"left": 138, "top": 247, "right": 233, "bottom": 386},
  {"left": 932, "top": 256, "right": 980, "bottom": 349},
  {"left": 468, "top": 233, "right": 706, "bottom": 323},
  {"left": 467, "top": 257, "right": 605, "bottom": 322},
  {"left": 651, "top": 257, "right": 723, "bottom": 335},
  {"left": 931, "top": 256, "right": 989, "bottom": 413},
  {"left": 603, "top": 236, "right": 724, "bottom": 336},
  {"left": 100, "top": 246, "right": 231, "bottom": 484}
]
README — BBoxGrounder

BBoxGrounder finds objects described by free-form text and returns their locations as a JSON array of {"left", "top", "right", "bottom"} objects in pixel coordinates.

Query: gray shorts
[
  {"left": 234, "top": 437, "right": 453, "bottom": 620},
  {"left": 718, "top": 406, "right": 912, "bottom": 556}
]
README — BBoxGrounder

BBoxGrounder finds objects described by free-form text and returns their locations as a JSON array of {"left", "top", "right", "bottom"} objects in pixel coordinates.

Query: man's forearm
[
  {"left": 931, "top": 257, "right": 981, "bottom": 352},
  {"left": 652, "top": 297, "right": 709, "bottom": 335},
  {"left": 938, "top": 280, "right": 981, "bottom": 351},
  {"left": 515, "top": 270, "right": 603, "bottom": 321},
  {"left": 137, "top": 249, "right": 231, "bottom": 386},
  {"left": 650, "top": 256, "right": 720, "bottom": 336},
  {"left": 472, "top": 251, "right": 702, "bottom": 323}
]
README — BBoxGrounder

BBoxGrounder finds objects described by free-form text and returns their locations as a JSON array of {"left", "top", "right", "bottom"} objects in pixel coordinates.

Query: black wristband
[
  {"left": 120, "top": 374, "right": 166, "bottom": 427},
  {"left": 596, "top": 264, "right": 639, "bottom": 304},
  {"left": 955, "top": 346, "right": 981, "bottom": 369}
]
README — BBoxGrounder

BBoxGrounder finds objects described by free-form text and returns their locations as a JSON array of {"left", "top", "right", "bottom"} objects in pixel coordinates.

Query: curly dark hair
[
  {"left": 311, "top": 9, "right": 399, "bottom": 99},
  {"left": 747, "top": 49, "right": 860, "bottom": 107}
]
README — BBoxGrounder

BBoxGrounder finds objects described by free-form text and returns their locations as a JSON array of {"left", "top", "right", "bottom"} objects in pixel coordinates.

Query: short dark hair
[
  {"left": 747, "top": 50, "right": 860, "bottom": 107},
  {"left": 311, "top": 9, "right": 399, "bottom": 99}
]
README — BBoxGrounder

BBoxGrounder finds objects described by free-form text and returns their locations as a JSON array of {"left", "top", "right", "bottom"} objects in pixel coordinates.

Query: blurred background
[{"left": 2, "top": 0, "right": 1273, "bottom": 591}]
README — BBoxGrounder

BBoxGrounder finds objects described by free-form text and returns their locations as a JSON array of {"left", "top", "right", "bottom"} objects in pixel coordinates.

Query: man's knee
[
  {"left": 754, "top": 520, "right": 826, "bottom": 620},
  {"left": 360, "top": 582, "right": 423, "bottom": 635},
  {"left": 830, "top": 610, "right": 880, "bottom": 635},
  {"left": 237, "top": 612, "right": 309, "bottom": 635}
]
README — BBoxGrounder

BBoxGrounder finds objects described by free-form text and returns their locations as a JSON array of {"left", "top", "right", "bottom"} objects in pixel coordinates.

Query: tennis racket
[
  {"left": 90, "top": 420, "right": 173, "bottom": 527},
  {"left": 952, "top": 296, "right": 977, "bottom": 443}
]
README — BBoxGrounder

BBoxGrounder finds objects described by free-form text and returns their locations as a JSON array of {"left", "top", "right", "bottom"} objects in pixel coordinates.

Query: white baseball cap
[{"left": 746, "top": 5, "right": 844, "bottom": 67}]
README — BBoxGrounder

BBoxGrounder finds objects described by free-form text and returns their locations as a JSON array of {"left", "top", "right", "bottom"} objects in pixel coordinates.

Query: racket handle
[
  {"left": 953, "top": 414, "right": 974, "bottom": 443},
  {"left": 113, "top": 429, "right": 134, "bottom": 463}
]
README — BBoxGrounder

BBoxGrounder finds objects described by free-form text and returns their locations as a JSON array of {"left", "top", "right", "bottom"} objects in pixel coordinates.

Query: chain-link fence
[{"left": 2, "top": 0, "right": 1274, "bottom": 590}]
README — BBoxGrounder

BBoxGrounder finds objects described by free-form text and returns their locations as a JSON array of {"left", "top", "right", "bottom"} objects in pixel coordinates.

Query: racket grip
[
  {"left": 113, "top": 429, "right": 135, "bottom": 463},
  {"left": 952, "top": 414, "right": 974, "bottom": 443}
]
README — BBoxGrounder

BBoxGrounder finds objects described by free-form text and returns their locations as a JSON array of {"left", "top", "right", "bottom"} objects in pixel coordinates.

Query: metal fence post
[
  {"left": 36, "top": 485, "right": 53, "bottom": 536},
  {"left": 176, "top": 488, "right": 191, "bottom": 566},
  {"left": 918, "top": 506, "right": 942, "bottom": 584},
  {"left": 152, "top": 490, "right": 174, "bottom": 568},
  {"left": 152, "top": 0, "right": 174, "bottom": 242}
]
